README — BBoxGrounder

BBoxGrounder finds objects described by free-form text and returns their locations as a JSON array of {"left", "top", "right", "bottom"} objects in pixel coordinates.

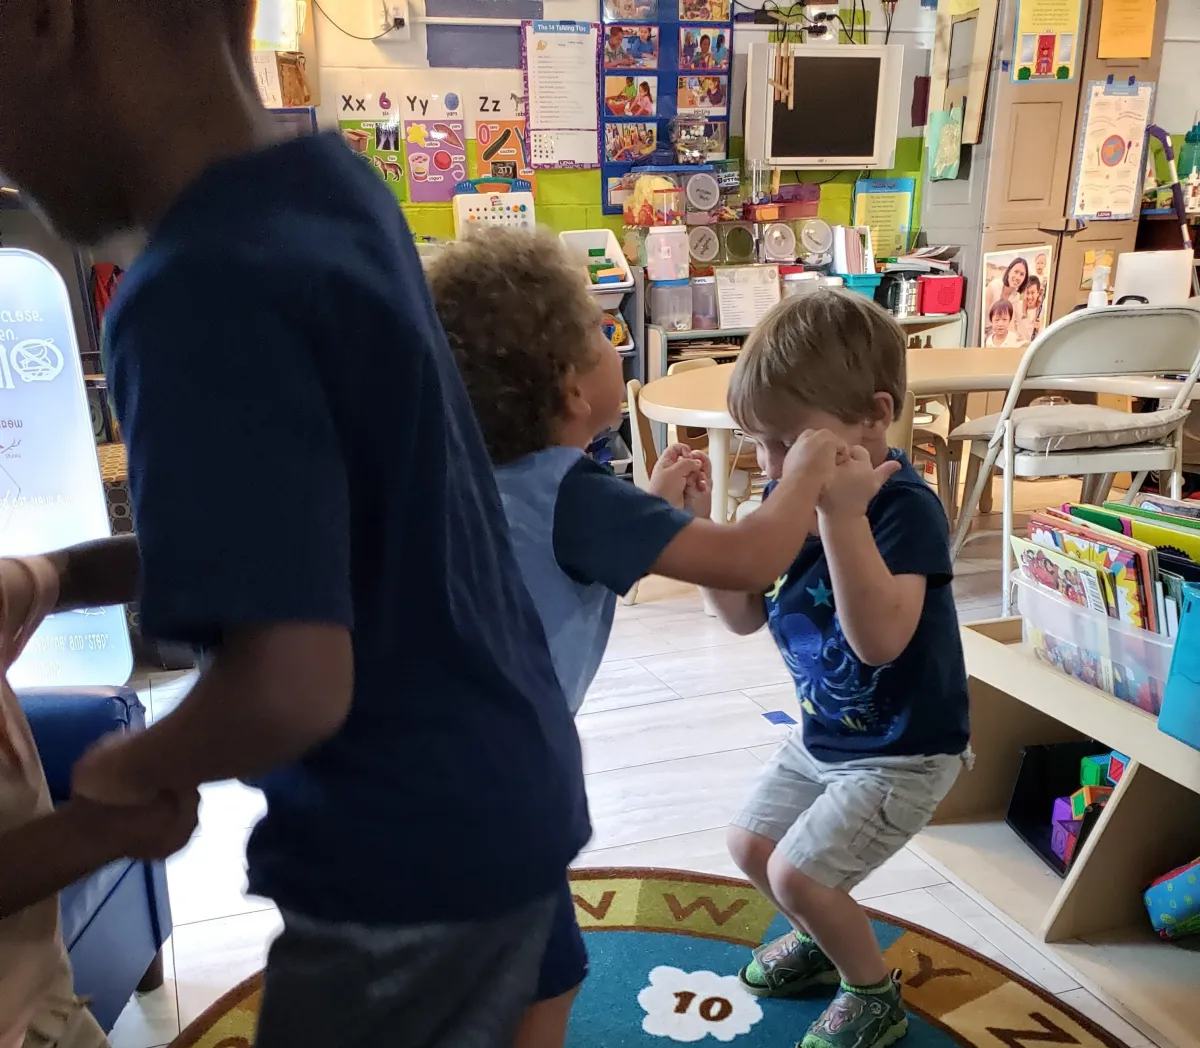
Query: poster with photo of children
[
  {"left": 603, "top": 25, "right": 660, "bottom": 69},
  {"left": 681, "top": 0, "right": 730, "bottom": 20},
  {"left": 679, "top": 27, "right": 729, "bottom": 71},
  {"left": 605, "top": 122, "right": 658, "bottom": 162},
  {"left": 599, "top": 0, "right": 733, "bottom": 213},
  {"left": 605, "top": 75, "right": 657, "bottom": 117},
  {"left": 676, "top": 74, "right": 727, "bottom": 115},
  {"left": 603, "top": 0, "right": 658, "bottom": 19},
  {"left": 981, "top": 245, "right": 1054, "bottom": 348}
]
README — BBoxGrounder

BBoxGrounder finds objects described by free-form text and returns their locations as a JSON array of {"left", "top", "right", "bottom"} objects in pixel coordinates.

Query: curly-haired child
[{"left": 427, "top": 229, "right": 900, "bottom": 1048}]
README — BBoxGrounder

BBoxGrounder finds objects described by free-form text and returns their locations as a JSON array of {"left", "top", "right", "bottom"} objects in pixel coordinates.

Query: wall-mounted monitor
[{"left": 744, "top": 42, "right": 904, "bottom": 170}]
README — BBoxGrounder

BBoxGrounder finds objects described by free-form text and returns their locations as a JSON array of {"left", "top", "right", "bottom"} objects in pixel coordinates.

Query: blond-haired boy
[{"left": 713, "top": 290, "right": 971, "bottom": 1048}]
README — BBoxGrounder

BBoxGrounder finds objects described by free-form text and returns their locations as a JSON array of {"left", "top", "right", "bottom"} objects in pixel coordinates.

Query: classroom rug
[{"left": 169, "top": 867, "right": 1130, "bottom": 1048}]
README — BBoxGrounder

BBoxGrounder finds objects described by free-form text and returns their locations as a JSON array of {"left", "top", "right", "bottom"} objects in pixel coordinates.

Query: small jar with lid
[
  {"left": 650, "top": 279, "right": 693, "bottom": 332},
  {"left": 690, "top": 276, "right": 718, "bottom": 329}
]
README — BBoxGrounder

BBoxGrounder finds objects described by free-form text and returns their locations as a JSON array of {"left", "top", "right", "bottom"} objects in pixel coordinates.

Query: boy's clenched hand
[
  {"left": 79, "top": 790, "right": 200, "bottom": 863},
  {"left": 649, "top": 443, "right": 705, "bottom": 509},
  {"left": 818, "top": 447, "right": 901, "bottom": 520},
  {"left": 780, "top": 430, "right": 848, "bottom": 492},
  {"left": 682, "top": 450, "right": 712, "bottom": 519}
]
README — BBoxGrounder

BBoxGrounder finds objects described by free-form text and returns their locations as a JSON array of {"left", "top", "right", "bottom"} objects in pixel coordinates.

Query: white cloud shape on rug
[{"left": 638, "top": 965, "right": 764, "bottom": 1042}]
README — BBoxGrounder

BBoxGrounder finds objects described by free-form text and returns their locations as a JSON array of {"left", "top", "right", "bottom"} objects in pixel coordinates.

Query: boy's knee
[
  {"left": 727, "top": 825, "right": 774, "bottom": 880},
  {"left": 766, "top": 851, "right": 827, "bottom": 918}
]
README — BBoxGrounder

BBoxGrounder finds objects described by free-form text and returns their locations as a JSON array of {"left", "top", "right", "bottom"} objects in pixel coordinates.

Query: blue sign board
[{"left": 0, "top": 249, "right": 132, "bottom": 687}]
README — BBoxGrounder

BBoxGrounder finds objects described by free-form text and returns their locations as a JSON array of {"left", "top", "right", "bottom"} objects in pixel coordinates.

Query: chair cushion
[{"left": 950, "top": 405, "right": 1189, "bottom": 452}]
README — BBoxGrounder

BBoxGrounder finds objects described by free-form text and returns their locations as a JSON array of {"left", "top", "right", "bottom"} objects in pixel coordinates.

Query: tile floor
[{"left": 109, "top": 478, "right": 1159, "bottom": 1048}]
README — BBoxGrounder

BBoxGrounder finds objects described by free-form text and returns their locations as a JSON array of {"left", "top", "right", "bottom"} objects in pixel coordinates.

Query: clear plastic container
[
  {"left": 645, "top": 226, "right": 690, "bottom": 281},
  {"left": 782, "top": 272, "right": 821, "bottom": 298},
  {"left": 1012, "top": 573, "right": 1173, "bottom": 715},
  {"left": 650, "top": 278, "right": 693, "bottom": 331},
  {"left": 690, "top": 276, "right": 718, "bottom": 329}
]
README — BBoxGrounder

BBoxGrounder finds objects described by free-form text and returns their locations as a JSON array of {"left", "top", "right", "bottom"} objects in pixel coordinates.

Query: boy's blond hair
[
  {"left": 729, "top": 289, "right": 907, "bottom": 434},
  {"left": 427, "top": 228, "right": 602, "bottom": 465}
]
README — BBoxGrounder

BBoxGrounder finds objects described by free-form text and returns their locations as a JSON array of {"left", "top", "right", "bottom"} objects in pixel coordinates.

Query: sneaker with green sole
[
  {"left": 801, "top": 971, "right": 908, "bottom": 1048},
  {"left": 737, "top": 931, "right": 839, "bottom": 998}
]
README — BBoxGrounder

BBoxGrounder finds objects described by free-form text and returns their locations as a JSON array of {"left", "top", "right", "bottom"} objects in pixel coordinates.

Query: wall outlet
[{"left": 379, "top": 0, "right": 412, "bottom": 41}]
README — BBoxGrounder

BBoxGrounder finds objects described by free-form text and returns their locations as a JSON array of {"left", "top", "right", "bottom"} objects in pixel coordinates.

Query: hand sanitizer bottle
[{"left": 1088, "top": 264, "right": 1110, "bottom": 309}]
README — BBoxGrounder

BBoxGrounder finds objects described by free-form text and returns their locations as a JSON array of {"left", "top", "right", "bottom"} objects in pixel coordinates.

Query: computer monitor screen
[{"left": 770, "top": 55, "right": 882, "bottom": 160}]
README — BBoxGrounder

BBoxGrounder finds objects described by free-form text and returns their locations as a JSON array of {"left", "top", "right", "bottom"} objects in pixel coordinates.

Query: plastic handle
[{"left": 453, "top": 177, "right": 534, "bottom": 194}]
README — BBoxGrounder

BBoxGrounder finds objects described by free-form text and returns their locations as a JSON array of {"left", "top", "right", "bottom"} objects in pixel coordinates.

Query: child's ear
[
  {"left": 561, "top": 372, "right": 590, "bottom": 421},
  {"left": 868, "top": 392, "right": 894, "bottom": 431}
]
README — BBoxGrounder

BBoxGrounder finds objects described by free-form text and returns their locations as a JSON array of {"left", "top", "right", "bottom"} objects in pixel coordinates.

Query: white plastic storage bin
[
  {"left": 650, "top": 279, "right": 692, "bottom": 331},
  {"left": 559, "top": 228, "right": 634, "bottom": 308},
  {"left": 1012, "top": 573, "right": 1173, "bottom": 716}
]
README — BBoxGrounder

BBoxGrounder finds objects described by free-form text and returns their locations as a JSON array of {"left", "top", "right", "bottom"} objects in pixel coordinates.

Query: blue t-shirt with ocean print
[{"left": 764, "top": 450, "right": 970, "bottom": 761}]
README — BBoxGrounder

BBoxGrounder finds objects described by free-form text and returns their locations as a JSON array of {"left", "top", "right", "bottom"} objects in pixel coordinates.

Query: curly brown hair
[{"left": 427, "top": 228, "right": 603, "bottom": 465}]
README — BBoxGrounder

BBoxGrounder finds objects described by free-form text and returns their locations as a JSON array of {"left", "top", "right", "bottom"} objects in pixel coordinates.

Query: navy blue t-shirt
[
  {"left": 764, "top": 451, "right": 969, "bottom": 761},
  {"left": 103, "top": 132, "right": 590, "bottom": 924}
]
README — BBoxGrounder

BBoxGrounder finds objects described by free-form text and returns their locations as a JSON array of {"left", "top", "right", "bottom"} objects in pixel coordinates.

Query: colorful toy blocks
[
  {"left": 1051, "top": 796, "right": 1073, "bottom": 824},
  {"left": 1107, "top": 750, "right": 1129, "bottom": 786},
  {"left": 1051, "top": 819, "right": 1082, "bottom": 863},
  {"left": 1080, "top": 754, "right": 1112, "bottom": 786},
  {"left": 1144, "top": 856, "right": 1200, "bottom": 941},
  {"left": 1070, "top": 785, "right": 1112, "bottom": 819}
]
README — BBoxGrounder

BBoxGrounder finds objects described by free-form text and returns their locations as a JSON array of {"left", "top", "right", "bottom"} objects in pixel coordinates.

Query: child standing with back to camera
[{"left": 713, "top": 291, "right": 972, "bottom": 1048}]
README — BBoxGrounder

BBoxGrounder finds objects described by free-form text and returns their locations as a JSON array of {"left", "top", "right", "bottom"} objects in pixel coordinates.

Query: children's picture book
[
  {"left": 1131, "top": 493, "right": 1200, "bottom": 521},
  {"left": 1105, "top": 501, "right": 1200, "bottom": 533},
  {"left": 1068, "top": 503, "right": 1200, "bottom": 568},
  {"left": 1011, "top": 537, "right": 1110, "bottom": 615},
  {"left": 1028, "top": 512, "right": 1155, "bottom": 630},
  {"left": 1029, "top": 627, "right": 1113, "bottom": 694}
]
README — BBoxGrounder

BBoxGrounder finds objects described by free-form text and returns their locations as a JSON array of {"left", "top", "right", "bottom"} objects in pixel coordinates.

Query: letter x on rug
[{"left": 170, "top": 867, "right": 1133, "bottom": 1048}]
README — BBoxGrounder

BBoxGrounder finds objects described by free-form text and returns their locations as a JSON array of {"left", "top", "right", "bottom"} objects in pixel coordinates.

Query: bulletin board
[{"left": 599, "top": 0, "right": 734, "bottom": 214}]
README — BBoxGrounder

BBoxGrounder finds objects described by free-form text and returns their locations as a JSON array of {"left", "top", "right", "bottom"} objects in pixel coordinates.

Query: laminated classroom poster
[
  {"left": 1010, "top": 0, "right": 1084, "bottom": 83},
  {"left": 853, "top": 179, "right": 916, "bottom": 259},
  {"left": 522, "top": 21, "right": 602, "bottom": 168},
  {"left": 1069, "top": 79, "right": 1154, "bottom": 222},
  {"left": 474, "top": 117, "right": 537, "bottom": 193},
  {"left": 403, "top": 118, "right": 467, "bottom": 203},
  {"left": 981, "top": 246, "right": 1054, "bottom": 347}
]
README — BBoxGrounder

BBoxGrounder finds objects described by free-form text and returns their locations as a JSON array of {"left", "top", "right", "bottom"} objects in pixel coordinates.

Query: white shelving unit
[{"left": 913, "top": 618, "right": 1200, "bottom": 1048}]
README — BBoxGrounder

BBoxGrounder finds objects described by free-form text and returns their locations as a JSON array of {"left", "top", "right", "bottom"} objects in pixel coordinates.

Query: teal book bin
[{"left": 1159, "top": 583, "right": 1200, "bottom": 751}]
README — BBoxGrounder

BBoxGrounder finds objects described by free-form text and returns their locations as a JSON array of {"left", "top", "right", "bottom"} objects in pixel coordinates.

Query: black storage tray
[{"left": 1005, "top": 740, "right": 1109, "bottom": 877}]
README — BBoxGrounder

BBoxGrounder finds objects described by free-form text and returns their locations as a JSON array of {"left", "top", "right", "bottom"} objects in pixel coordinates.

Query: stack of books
[{"left": 1012, "top": 493, "right": 1200, "bottom": 711}]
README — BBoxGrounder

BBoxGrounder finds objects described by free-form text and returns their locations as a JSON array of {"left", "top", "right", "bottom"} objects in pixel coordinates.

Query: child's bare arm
[
  {"left": 821, "top": 517, "right": 925, "bottom": 665},
  {"left": 0, "top": 793, "right": 197, "bottom": 919},
  {"left": 818, "top": 448, "right": 924, "bottom": 666},
  {"left": 72, "top": 624, "right": 352, "bottom": 804},
  {"left": 703, "top": 590, "right": 767, "bottom": 635},
  {"left": 45, "top": 536, "right": 142, "bottom": 612}
]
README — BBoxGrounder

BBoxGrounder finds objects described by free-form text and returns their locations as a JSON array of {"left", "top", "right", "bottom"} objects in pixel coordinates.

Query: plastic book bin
[
  {"left": 559, "top": 229, "right": 633, "bottom": 309},
  {"left": 1012, "top": 574, "right": 1173, "bottom": 716}
]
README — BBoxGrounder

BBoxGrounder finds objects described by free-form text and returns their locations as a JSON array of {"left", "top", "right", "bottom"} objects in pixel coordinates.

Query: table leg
[
  {"left": 709, "top": 427, "right": 731, "bottom": 523},
  {"left": 945, "top": 393, "right": 968, "bottom": 524}
]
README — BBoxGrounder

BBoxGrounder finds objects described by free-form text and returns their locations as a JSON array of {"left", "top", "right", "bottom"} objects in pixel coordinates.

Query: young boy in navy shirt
[
  {"left": 428, "top": 230, "right": 900, "bottom": 1048},
  {"left": 0, "top": 4, "right": 588, "bottom": 1045},
  {"left": 713, "top": 291, "right": 972, "bottom": 1048}
]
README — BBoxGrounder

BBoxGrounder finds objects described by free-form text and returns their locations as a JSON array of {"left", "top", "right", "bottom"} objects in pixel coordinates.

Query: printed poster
[
  {"left": 0, "top": 250, "right": 133, "bottom": 688},
  {"left": 679, "top": 27, "right": 730, "bottom": 71},
  {"left": 604, "top": 122, "right": 658, "bottom": 163},
  {"left": 853, "top": 178, "right": 916, "bottom": 258},
  {"left": 523, "top": 20, "right": 601, "bottom": 168},
  {"left": 1069, "top": 79, "right": 1154, "bottom": 222},
  {"left": 602, "top": 0, "right": 658, "bottom": 19},
  {"left": 604, "top": 24, "right": 660, "bottom": 69},
  {"left": 680, "top": 0, "right": 730, "bottom": 20},
  {"left": 981, "top": 245, "right": 1055, "bottom": 347},
  {"left": 605, "top": 75, "right": 658, "bottom": 116},
  {"left": 403, "top": 118, "right": 467, "bottom": 203},
  {"left": 676, "top": 74, "right": 728, "bottom": 115},
  {"left": 340, "top": 117, "right": 406, "bottom": 204},
  {"left": 1098, "top": 0, "right": 1156, "bottom": 59},
  {"left": 1010, "top": 0, "right": 1084, "bottom": 82},
  {"left": 475, "top": 118, "right": 536, "bottom": 193}
]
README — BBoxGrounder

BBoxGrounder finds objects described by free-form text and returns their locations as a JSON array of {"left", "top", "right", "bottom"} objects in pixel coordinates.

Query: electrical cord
[{"left": 312, "top": 0, "right": 399, "bottom": 41}]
